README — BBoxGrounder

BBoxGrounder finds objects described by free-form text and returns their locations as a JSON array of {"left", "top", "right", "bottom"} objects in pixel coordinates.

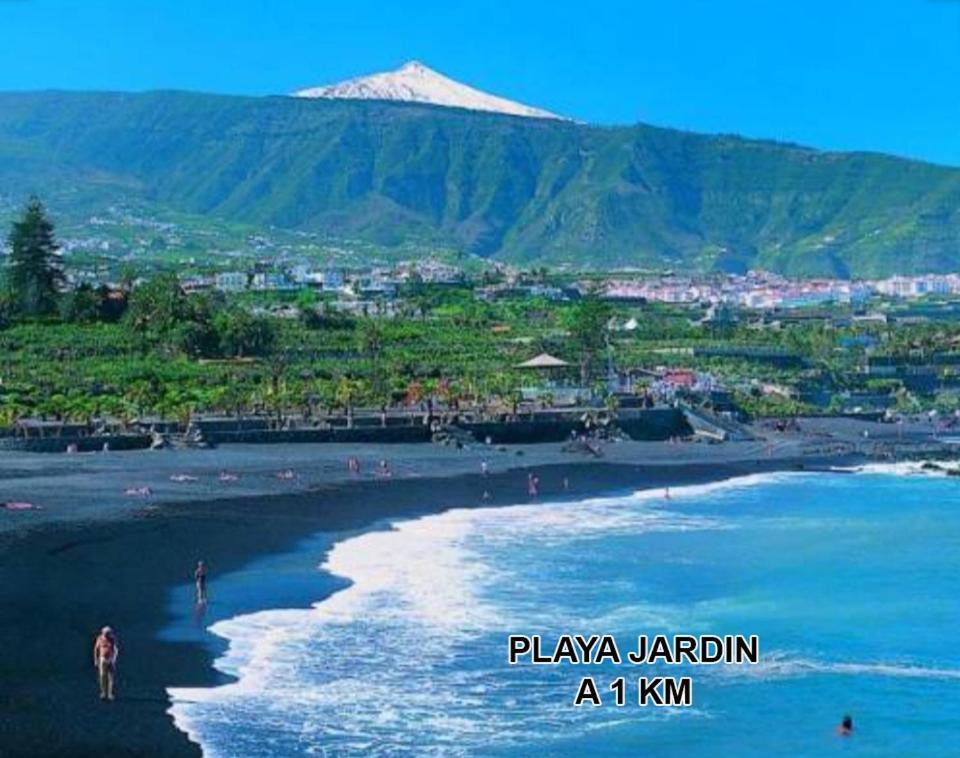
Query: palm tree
[{"left": 358, "top": 320, "right": 386, "bottom": 401}]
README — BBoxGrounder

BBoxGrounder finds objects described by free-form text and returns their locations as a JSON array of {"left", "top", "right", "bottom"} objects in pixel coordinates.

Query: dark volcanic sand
[{"left": 0, "top": 450, "right": 862, "bottom": 757}]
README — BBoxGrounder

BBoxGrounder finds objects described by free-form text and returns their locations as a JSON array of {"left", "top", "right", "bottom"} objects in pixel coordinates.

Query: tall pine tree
[{"left": 6, "top": 197, "right": 64, "bottom": 316}]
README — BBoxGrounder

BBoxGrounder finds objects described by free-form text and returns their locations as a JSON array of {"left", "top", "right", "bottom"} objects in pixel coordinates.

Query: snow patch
[{"left": 293, "top": 60, "right": 565, "bottom": 120}]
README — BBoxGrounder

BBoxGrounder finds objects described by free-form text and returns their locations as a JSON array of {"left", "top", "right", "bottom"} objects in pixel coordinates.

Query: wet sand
[{"left": 0, "top": 432, "right": 902, "bottom": 756}]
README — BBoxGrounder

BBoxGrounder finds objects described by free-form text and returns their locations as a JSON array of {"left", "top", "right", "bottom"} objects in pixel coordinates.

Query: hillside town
[
  {"left": 13, "top": 201, "right": 953, "bottom": 315},
  {"left": 54, "top": 252, "right": 960, "bottom": 313}
]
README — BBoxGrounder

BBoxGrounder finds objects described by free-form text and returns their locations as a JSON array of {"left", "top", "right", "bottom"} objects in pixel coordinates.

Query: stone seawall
[
  {"left": 0, "top": 434, "right": 153, "bottom": 453},
  {"left": 202, "top": 426, "right": 433, "bottom": 445},
  {"left": 202, "top": 408, "right": 691, "bottom": 446},
  {"left": 0, "top": 409, "right": 694, "bottom": 451},
  {"left": 618, "top": 408, "right": 692, "bottom": 441}
]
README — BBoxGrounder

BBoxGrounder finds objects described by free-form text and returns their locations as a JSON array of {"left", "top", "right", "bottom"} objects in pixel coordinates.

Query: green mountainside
[{"left": 0, "top": 89, "right": 958, "bottom": 277}]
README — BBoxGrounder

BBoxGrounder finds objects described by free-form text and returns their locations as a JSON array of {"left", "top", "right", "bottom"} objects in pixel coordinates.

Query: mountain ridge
[
  {"left": 0, "top": 89, "right": 958, "bottom": 277},
  {"left": 293, "top": 61, "right": 565, "bottom": 121}
]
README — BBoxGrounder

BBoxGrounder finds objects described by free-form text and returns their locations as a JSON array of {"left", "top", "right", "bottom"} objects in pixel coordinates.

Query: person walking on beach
[
  {"left": 92, "top": 626, "right": 119, "bottom": 701},
  {"left": 195, "top": 560, "right": 208, "bottom": 604}
]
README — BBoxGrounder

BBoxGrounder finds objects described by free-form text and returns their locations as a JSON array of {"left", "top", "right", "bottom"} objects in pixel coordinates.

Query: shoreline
[{"left": 0, "top": 436, "right": 911, "bottom": 756}]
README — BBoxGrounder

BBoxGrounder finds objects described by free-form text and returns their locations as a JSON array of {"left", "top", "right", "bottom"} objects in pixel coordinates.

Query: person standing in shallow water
[
  {"left": 92, "top": 626, "right": 119, "bottom": 701},
  {"left": 195, "top": 560, "right": 208, "bottom": 604}
]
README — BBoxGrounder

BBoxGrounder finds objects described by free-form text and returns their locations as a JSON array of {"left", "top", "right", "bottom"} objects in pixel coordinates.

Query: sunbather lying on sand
[{"left": 2, "top": 501, "right": 41, "bottom": 511}]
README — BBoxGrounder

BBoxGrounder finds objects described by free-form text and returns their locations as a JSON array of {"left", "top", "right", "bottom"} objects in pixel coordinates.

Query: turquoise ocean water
[{"left": 167, "top": 468, "right": 960, "bottom": 756}]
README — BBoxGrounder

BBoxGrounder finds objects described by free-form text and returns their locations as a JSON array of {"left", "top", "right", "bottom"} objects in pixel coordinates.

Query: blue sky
[{"left": 1, "top": 0, "right": 958, "bottom": 165}]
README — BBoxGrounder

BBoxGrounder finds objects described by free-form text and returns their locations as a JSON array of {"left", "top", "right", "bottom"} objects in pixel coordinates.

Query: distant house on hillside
[
  {"left": 357, "top": 278, "right": 398, "bottom": 299},
  {"left": 215, "top": 271, "right": 248, "bottom": 292},
  {"left": 662, "top": 370, "right": 696, "bottom": 389},
  {"left": 251, "top": 272, "right": 295, "bottom": 291},
  {"left": 323, "top": 265, "right": 344, "bottom": 291},
  {"left": 181, "top": 276, "right": 213, "bottom": 293}
]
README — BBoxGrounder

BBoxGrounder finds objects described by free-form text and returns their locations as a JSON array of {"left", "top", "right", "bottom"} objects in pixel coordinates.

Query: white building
[{"left": 215, "top": 271, "right": 248, "bottom": 292}]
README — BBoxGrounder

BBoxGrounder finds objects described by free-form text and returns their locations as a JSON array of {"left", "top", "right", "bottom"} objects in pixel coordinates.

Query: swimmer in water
[
  {"left": 836, "top": 715, "right": 853, "bottom": 736},
  {"left": 664, "top": 487, "right": 671, "bottom": 500}
]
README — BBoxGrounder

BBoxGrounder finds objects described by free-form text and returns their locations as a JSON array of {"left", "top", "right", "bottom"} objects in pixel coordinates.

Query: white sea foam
[
  {"left": 834, "top": 461, "right": 954, "bottom": 477},
  {"left": 721, "top": 651, "right": 960, "bottom": 682},
  {"left": 166, "top": 471, "right": 798, "bottom": 755}
]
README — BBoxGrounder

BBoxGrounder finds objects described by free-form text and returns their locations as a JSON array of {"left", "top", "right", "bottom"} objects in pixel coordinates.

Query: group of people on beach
[
  {"left": 476, "top": 464, "right": 575, "bottom": 503},
  {"left": 66, "top": 442, "right": 111, "bottom": 454},
  {"left": 123, "top": 471, "right": 243, "bottom": 497},
  {"left": 93, "top": 559, "right": 207, "bottom": 702},
  {"left": 89, "top": 465, "right": 865, "bottom": 748},
  {"left": 346, "top": 457, "right": 393, "bottom": 478}
]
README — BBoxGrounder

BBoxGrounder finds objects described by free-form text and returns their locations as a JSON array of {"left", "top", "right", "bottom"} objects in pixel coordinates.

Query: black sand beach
[{"left": 0, "top": 425, "right": 932, "bottom": 756}]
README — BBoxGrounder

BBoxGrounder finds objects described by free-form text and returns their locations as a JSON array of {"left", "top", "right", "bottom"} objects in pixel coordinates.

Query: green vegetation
[
  {"left": 1, "top": 91, "right": 959, "bottom": 277},
  {"left": 4, "top": 290, "right": 960, "bottom": 425},
  {"left": 566, "top": 290, "right": 613, "bottom": 385},
  {"left": 6, "top": 200, "right": 960, "bottom": 426},
  {"left": 5, "top": 198, "right": 63, "bottom": 316},
  {"left": 122, "top": 272, "right": 278, "bottom": 360}
]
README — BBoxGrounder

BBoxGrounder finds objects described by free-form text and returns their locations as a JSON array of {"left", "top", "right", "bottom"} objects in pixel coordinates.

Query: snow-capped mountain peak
[{"left": 293, "top": 61, "right": 565, "bottom": 120}]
